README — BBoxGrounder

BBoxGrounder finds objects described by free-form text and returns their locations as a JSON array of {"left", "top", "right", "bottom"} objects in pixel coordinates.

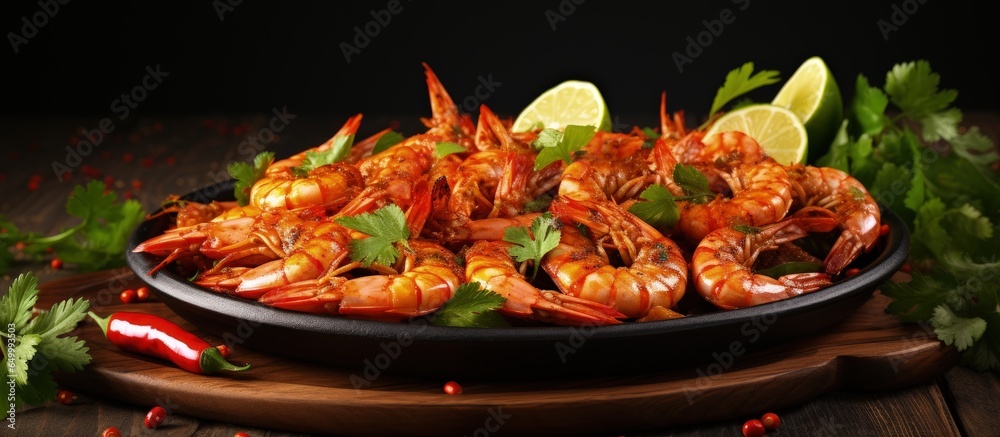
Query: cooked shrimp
[
  {"left": 258, "top": 240, "right": 464, "bottom": 320},
  {"left": 691, "top": 216, "right": 839, "bottom": 310},
  {"left": 547, "top": 197, "right": 687, "bottom": 318},
  {"left": 251, "top": 162, "right": 365, "bottom": 212},
  {"left": 266, "top": 114, "right": 363, "bottom": 176},
  {"left": 148, "top": 197, "right": 241, "bottom": 228},
  {"left": 786, "top": 164, "right": 881, "bottom": 274},
  {"left": 465, "top": 240, "right": 624, "bottom": 326}
]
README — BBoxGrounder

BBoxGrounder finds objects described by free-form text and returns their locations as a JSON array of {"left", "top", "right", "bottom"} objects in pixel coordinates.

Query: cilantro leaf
[
  {"left": 709, "top": 62, "right": 780, "bottom": 116},
  {"left": 335, "top": 204, "right": 410, "bottom": 267},
  {"left": 534, "top": 125, "right": 596, "bottom": 170},
  {"left": 757, "top": 262, "right": 824, "bottom": 279},
  {"left": 0, "top": 273, "right": 92, "bottom": 407},
  {"left": 292, "top": 134, "right": 355, "bottom": 177},
  {"left": 884, "top": 60, "right": 958, "bottom": 121},
  {"left": 850, "top": 74, "right": 889, "bottom": 136},
  {"left": 931, "top": 305, "right": 987, "bottom": 351},
  {"left": 531, "top": 128, "right": 563, "bottom": 150},
  {"left": 431, "top": 282, "right": 508, "bottom": 328},
  {"left": 228, "top": 151, "right": 274, "bottom": 206},
  {"left": 434, "top": 141, "right": 468, "bottom": 158},
  {"left": 503, "top": 212, "right": 561, "bottom": 281},
  {"left": 960, "top": 310, "right": 1000, "bottom": 371},
  {"left": 372, "top": 130, "right": 405, "bottom": 155},
  {"left": 882, "top": 271, "right": 952, "bottom": 323},
  {"left": 950, "top": 127, "right": 999, "bottom": 167},
  {"left": 673, "top": 164, "right": 715, "bottom": 203},
  {"left": 628, "top": 184, "right": 679, "bottom": 228},
  {"left": 523, "top": 194, "right": 553, "bottom": 213}
]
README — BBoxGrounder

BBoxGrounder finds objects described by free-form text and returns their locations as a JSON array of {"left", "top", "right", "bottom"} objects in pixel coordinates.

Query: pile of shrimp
[{"left": 133, "top": 64, "right": 882, "bottom": 326}]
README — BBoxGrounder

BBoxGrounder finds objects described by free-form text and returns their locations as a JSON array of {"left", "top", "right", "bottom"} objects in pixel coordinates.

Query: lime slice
[
  {"left": 511, "top": 80, "right": 612, "bottom": 133},
  {"left": 704, "top": 104, "right": 809, "bottom": 165},
  {"left": 771, "top": 56, "right": 843, "bottom": 161}
]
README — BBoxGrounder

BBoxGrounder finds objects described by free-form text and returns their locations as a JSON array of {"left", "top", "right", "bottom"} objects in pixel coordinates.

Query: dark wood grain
[
  {"left": 26, "top": 270, "right": 957, "bottom": 436},
  {"left": 3, "top": 114, "right": 999, "bottom": 436}
]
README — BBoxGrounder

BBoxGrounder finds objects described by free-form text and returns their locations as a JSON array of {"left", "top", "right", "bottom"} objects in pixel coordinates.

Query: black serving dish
[{"left": 126, "top": 180, "right": 909, "bottom": 380}]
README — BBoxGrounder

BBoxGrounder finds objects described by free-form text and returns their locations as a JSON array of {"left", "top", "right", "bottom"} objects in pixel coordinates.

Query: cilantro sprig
[
  {"left": 532, "top": 125, "right": 597, "bottom": 170},
  {"left": 434, "top": 141, "right": 468, "bottom": 159},
  {"left": 371, "top": 130, "right": 405, "bottom": 155},
  {"left": 0, "top": 273, "right": 91, "bottom": 406},
  {"left": 628, "top": 165, "right": 715, "bottom": 228},
  {"left": 431, "top": 282, "right": 508, "bottom": 328},
  {"left": 292, "top": 134, "right": 355, "bottom": 177},
  {"left": 228, "top": 151, "right": 274, "bottom": 206},
  {"left": 335, "top": 204, "right": 410, "bottom": 267},
  {"left": 816, "top": 60, "right": 1000, "bottom": 371},
  {"left": 703, "top": 62, "right": 781, "bottom": 128},
  {"left": 503, "top": 213, "right": 561, "bottom": 281},
  {"left": 0, "top": 180, "right": 145, "bottom": 273}
]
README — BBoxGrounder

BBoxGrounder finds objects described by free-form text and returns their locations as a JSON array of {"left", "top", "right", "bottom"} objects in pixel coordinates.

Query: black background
[{"left": 4, "top": 0, "right": 998, "bottom": 126}]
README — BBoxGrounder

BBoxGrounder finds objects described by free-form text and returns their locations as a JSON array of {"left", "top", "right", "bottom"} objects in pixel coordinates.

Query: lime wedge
[
  {"left": 511, "top": 80, "right": 612, "bottom": 133},
  {"left": 705, "top": 104, "right": 809, "bottom": 165},
  {"left": 771, "top": 56, "right": 843, "bottom": 161}
]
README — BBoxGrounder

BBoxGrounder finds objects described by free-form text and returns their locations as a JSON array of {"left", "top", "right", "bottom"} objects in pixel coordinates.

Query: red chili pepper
[
  {"left": 145, "top": 405, "right": 168, "bottom": 429},
  {"left": 88, "top": 311, "right": 251, "bottom": 374},
  {"left": 100, "top": 427, "right": 122, "bottom": 437},
  {"left": 56, "top": 389, "right": 75, "bottom": 405},
  {"left": 443, "top": 380, "right": 463, "bottom": 395},
  {"left": 761, "top": 412, "right": 781, "bottom": 430}
]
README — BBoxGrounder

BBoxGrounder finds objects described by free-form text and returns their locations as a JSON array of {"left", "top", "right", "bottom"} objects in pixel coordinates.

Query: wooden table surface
[{"left": 2, "top": 113, "right": 998, "bottom": 436}]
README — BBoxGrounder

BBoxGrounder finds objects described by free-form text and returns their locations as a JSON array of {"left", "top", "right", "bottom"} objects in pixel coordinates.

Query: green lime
[
  {"left": 771, "top": 56, "right": 843, "bottom": 162},
  {"left": 511, "top": 80, "right": 612, "bottom": 133},
  {"left": 705, "top": 104, "right": 809, "bottom": 165}
]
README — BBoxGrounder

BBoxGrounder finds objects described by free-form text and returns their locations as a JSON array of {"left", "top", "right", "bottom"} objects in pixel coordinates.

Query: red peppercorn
[
  {"left": 144, "top": 405, "right": 168, "bottom": 429},
  {"left": 234, "top": 432, "right": 251, "bottom": 437},
  {"left": 742, "top": 419, "right": 765, "bottom": 437},
  {"left": 27, "top": 180, "right": 40, "bottom": 191},
  {"left": 14, "top": 242, "right": 25, "bottom": 251},
  {"left": 845, "top": 268, "right": 861, "bottom": 277},
  {"left": 124, "top": 191, "right": 134, "bottom": 200},
  {"left": 61, "top": 171, "right": 72, "bottom": 181},
  {"left": 443, "top": 381, "right": 463, "bottom": 395},
  {"left": 123, "top": 152, "right": 134, "bottom": 163},
  {"left": 100, "top": 427, "right": 122, "bottom": 437},
  {"left": 136, "top": 286, "right": 150, "bottom": 302},
  {"left": 131, "top": 179, "right": 143, "bottom": 190},
  {"left": 216, "top": 344, "right": 232, "bottom": 358},
  {"left": 761, "top": 412, "right": 781, "bottom": 431},
  {"left": 120, "top": 289, "right": 137, "bottom": 304},
  {"left": 56, "top": 389, "right": 74, "bottom": 405},
  {"left": 103, "top": 175, "right": 115, "bottom": 187},
  {"left": 51, "top": 258, "right": 63, "bottom": 270},
  {"left": 900, "top": 262, "right": 912, "bottom": 273},
  {"left": 141, "top": 158, "right": 154, "bottom": 168},
  {"left": 166, "top": 156, "right": 177, "bottom": 166}
]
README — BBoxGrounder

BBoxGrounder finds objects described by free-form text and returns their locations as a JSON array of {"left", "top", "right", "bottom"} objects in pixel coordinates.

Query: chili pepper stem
[
  {"left": 88, "top": 311, "right": 110, "bottom": 336},
  {"left": 200, "top": 347, "right": 251, "bottom": 373}
]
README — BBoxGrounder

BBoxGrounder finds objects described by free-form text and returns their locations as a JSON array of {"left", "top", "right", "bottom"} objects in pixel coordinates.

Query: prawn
[
  {"left": 464, "top": 240, "right": 624, "bottom": 326},
  {"left": 786, "top": 164, "right": 881, "bottom": 274},
  {"left": 258, "top": 240, "right": 464, "bottom": 320},
  {"left": 546, "top": 197, "right": 687, "bottom": 318},
  {"left": 691, "top": 216, "right": 839, "bottom": 310}
]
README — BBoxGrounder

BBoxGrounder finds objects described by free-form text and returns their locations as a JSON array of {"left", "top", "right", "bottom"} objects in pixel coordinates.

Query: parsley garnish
[
  {"left": 673, "top": 164, "right": 715, "bottom": 203},
  {"left": 434, "top": 141, "right": 468, "bottom": 158},
  {"left": 334, "top": 204, "right": 410, "bottom": 267},
  {"left": 431, "top": 282, "right": 509, "bottom": 328},
  {"left": 533, "top": 125, "right": 597, "bottom": 170},
  {"left": 628, "top": 185, "right": 679, "bottom": 228},
  {"left": 291, "top": 134, "right": 355, "bottom": 177},
  {"left": 523, "top": 194, "right": 553, "bottom": 213},
  {"left": 708, "top": 62, "right": 781, "bottom": 118},
  {"left": 0, "top": 273, "right": 91, "bottom": 406},
  {"left": 228, "top": 151, "right": 274, "bottom": 206},
  {"left": 503, "top": 213, "right": 561, "bottom": 281},
  {"left": 371, "top": 130, "right": 405, "bottom": 155},
  {"left": 817, "top": 60, "right": 1000, "bottom": 371}
]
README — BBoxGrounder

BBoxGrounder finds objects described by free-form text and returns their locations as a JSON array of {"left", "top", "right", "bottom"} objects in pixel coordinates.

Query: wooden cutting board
[{"left": 40, "top": 269, "right": 957, "bottom": 437}]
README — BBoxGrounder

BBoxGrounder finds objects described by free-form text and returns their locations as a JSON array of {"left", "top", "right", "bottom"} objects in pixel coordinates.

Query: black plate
[{"left": 126, "top": 180, "right": 909, "bottom": 380}]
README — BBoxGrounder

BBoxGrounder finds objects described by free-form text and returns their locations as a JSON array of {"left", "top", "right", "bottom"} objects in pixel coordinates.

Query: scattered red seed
[
  {"left": 879, "top": 223, "right": 890, "bottom": 237},
  {"left": 141, "top": 158, "right": 154, "bottom": 168},
  {"left": 443, "top": 381, "right": 463, "bottom": 395},
  {"left": 124, "top": 191, "right": 134, "bottom": 200},
  {"left": 129, "top": 133, "right": 141, "bottom": 144},
  {"left": 234, "top": 432, "right": 251, "bottom": 437},
  {"left": 760, "top": 412, "right": 781, "bottom": 431},
  {"left": 51, "top": 258, "right": 63, "bottom": 270},
  {"left": 61, "top": 171, "right": 73, "bottom": 181},
  {"left": 131, "top": 179, "right": 143, "bottom": 190},
  {"left": 232, "top": 125, "right": 246, "bottom": 136},
  {"left": 103, "top": 175, "right": 115, "bottom": 187},
  {"left": 101, "top": 151, "right": 112, "bottom": 160},
  {"left": 14, "top": 242, "right": 25, "bottom": 251},
  {"left": 216, "top": 344, "right": 232, "bottom": 358},
  {"left": 56, "top": 389, "right": 74, "bottom": 405},
  {"left": 100, "top": 427, "right": 122, "bottom": 437},
  {"left": 29, "top": 174, "right": 43, "bottom": 183},
  {"left": 900, "top": 262, "right": 912, "bottom": 273},
  {"left": 123, "top": 152, "right": 134, "bottom": 163},
  {"left": 69, "top": 136, "right": 80, "bottom": 146},
  {"left": 136, "top": 286, "right": 150, "bottom": 302},
  {"left": 45, "top": 246, "right": 53, "bottom": 253},
  {"left": 166, "top": 156, "right": 177, "bottom": 166},
  {"left": 845, "top": 268, "right": 861, "bottom": 277},
  {"left": 144, "top": 406, "right": 168, "bottom": 429},
  {"left": 153, "top": 121, "right": 164, "bottom": 132},
  {"left": 201, "top": 118, "right": 216, "bottom": 128},
  {"left": 120, "top": 289, "right": 137, "bottom": 304},
  {"left": 742, "top": 419, "right": 766, "bottom": 437},
  {"left": 27, "top": 180, "right": 40, "bottom": 191}
]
